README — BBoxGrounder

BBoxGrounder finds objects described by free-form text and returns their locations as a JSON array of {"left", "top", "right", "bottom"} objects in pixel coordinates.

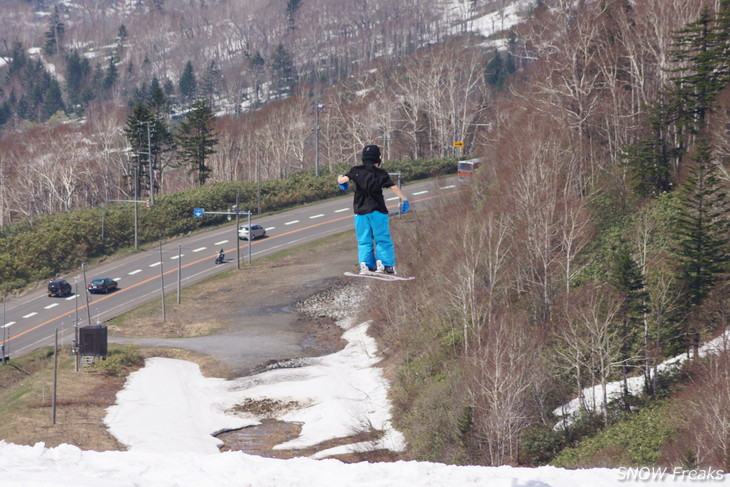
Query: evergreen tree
[
  {"left": 179, "top": 61, "right": 197, "bottom": 101},
  {"left": 669, "top": 7, "right": 727, "bottom": 132},
  {"left": 175, "top": 99, "right": 218, "bottom": 186},
  {"left": 44, "top": 5, "right": 65, "bottom": 55},
  {"left": 149, "top": 76, "right": 166, "bottom": 107},
  {"left": 16, "top": 95, "right": 30, "bottom": 120},
  {"left": 42, "top": 79, "right": 65, "bottom": 119},
  {"left": 65, "top": 50, "right": 91, "bottom": 111},
  {"left": 7, "top": 41, "right": 27, "bottom": 79},
  {"left": 248, "top": 50, "right": 266, "bottom": 105},
  {"left": 147, "top": 76, "right": 175, "bottom": 179},
  {"left": 249, "top": 50, "right": 265, "bottom": 71},
  {"left": 125, "top": 104, "right": 155, "bottom": 199},
  {"left": 715, "top": 0, "right": 730, "bottom": 78},
  {"left": 484, "top": 49, "right": 515, "bottom": 89},
  {"left": 0, "top": 101, "right": 10, "bottom": 126},
  {"left": 200, "top": 60, "right": 224, "bottom": 106},
  {"left": 116, "top": 24, "right": 128, "bottom": 60},
  {"left": 622, "top": 99, "right": 679, "bottom": 197},
  {"left": 610, "top": 243, "right": 649, "bottom": 402},
  {"left": 286, "top": 0, "right": 301, "bottom": 24},
  {"left": 103, "top": 53, "right": 118, "bottom": 92},
  {"left": 674, "top": 139, "right": 730, "bottom": 308},
  {"left": 270, "top": 43, "right": 295, "bottom": 96},
  {"left": 163, "top": 78, "right": 175, "bottom": 97}
]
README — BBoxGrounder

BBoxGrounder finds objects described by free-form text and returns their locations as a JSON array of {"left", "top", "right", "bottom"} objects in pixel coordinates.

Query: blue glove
[
  {"left": 338, "top": 182, "right": 349, "bottom": 191},
  {"left": 400, "top": 200, "right": 410, "bottom": 213}
]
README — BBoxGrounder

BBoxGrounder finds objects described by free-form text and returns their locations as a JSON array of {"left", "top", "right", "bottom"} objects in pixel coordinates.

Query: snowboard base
[{"left": 344, "top": 271, "right": 415, "bottom": 281}]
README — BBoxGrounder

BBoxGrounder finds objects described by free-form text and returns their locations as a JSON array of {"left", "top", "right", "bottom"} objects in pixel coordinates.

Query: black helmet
[{"left": 362, "top": 144, "right": 382, "bottom": 164}]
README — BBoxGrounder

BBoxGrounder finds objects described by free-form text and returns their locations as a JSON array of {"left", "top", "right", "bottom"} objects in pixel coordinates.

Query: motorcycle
[{"left": 215, "top": 253, "right": 225, "bottom": 265}]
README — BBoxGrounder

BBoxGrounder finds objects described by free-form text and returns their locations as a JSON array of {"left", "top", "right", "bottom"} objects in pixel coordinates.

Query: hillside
[
  {"left": 0, "top": 0, "right": 730, "bottom": 473},
  {"left": 0, "top": 0, "right": 525, "bottom": 220}
]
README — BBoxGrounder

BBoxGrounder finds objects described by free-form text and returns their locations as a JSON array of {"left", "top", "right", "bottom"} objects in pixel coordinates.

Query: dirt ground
[{"left": 0, "top": 232, "right": 395, "bottom": 461}]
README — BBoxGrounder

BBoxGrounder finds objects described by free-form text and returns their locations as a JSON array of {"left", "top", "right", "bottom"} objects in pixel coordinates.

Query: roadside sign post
[{"left": 193, "top": 206, "right": 253, "bottom": 268}]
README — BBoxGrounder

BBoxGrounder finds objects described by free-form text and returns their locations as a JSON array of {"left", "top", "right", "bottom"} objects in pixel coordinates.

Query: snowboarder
[{"left": 337, "top": 144, "right": 410, "bottom": 275}]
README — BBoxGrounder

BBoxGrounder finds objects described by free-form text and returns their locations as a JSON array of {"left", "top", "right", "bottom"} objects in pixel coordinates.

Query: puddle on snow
[{"left": 217, "top": 419, "right": 306, "bottom": 459}]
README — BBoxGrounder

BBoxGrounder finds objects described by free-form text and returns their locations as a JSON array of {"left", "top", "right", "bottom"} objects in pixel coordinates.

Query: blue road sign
[{"left": 193, "top": 208, "right": 204, "bottom": 218}]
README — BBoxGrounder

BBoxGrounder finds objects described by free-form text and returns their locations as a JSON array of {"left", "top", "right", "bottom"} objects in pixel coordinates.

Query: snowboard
[{"left": 344, "top": 271, "right": 415, "bottom": 281}]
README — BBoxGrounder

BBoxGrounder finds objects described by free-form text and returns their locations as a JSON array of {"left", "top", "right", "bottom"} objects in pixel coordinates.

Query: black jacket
[{"left": 345, "top": 164, "right": 395, "bottom": 215}]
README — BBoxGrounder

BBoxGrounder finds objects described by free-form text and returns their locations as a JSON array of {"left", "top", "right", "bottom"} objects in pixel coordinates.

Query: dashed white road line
[
  {"left": 285, "top": 220, "right": 300, "bottom": 225},
  {"left": 129, "top": 269, "right": 142, "bottom": 275},
  {"left": 440, "top": 185, "right": 456, "bottom": 189},
  {"left": 149, "top": 262, "right": 161, "bottom": 267},
  {"left": 386, "top": 197, "right": 400, "bottom": 201},
  {"left": 23, "top": 312, "right": 37, "bottom": 319},
  {"left": 2, "top": 321, "right": 15, "bottom": 328},
  {"left": 214, "top": 240, "right": 228, "bottom": 245},
  {"left": 265, "top": 227, "right": 275, "bottom": 231},
  {"left": 334, "top": 208, "right": 349, "bottom": 213},
  {"left": 309, "top": 214, "right": 324, "bottom": 219},
  {"left": 193, "top": 247, "right": 207, "bottom": 252},
  {"left": 44, "top": 303, "right": 59, "bottom": 310},
  {"left": 412, "top": 190, "right": 428, "bottom": 195},
  {"left": 171, "top": 255, "right": 185, "bottom": 260}
]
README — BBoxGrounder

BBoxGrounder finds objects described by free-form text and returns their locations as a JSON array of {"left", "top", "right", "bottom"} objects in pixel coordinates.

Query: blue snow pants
[{"left": 355, "top": 211, "right": 395, "bottom": 269}]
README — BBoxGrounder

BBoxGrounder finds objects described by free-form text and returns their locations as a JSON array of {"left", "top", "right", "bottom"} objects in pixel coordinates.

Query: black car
[
  {"left": 88, "top": 277, "right": 118, "bottom": 294},
  {"left": 47, "top": 279, "right": 72, "bottom": 297}
]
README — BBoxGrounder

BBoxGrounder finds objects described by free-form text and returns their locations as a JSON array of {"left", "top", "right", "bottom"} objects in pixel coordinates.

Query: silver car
[{"left": 238, "top": 224, "right": 266, "bottom": 240}]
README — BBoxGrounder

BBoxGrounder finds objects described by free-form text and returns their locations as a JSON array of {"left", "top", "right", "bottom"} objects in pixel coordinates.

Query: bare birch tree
[{"left": 554, "top": 282, "right": 625, "bottom": 425}]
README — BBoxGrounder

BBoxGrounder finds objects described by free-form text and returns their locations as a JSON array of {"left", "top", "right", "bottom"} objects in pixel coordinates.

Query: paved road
[{"left": 0, "top": 176, "right": 461, "bottom": 362}]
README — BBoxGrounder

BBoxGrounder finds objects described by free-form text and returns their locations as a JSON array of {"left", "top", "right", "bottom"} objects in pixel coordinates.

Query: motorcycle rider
[{"left": 216, "top": 248, "right": 225, "bottom": 264}]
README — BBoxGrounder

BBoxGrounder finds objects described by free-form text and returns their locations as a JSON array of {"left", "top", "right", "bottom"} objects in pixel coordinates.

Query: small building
[{"left": 79, "top": 324, "right": 107, "bottom": 365}]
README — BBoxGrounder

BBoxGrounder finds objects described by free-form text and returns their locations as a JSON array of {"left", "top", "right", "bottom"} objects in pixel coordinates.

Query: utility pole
[
  {"left": 234, "top": 189, "right": 241, "bottom": 269},
  {"left": 2, "top": 296, "right": 6, "bottom": 365},
  {"left": 0, "top": 166, "right": 7, "bottom": 227},
  {"left": 147, "top": 122, "right": 154, "bottom": 205},
  {"left": 315, "top": 103, "right": 324, "bottom": 176},
  {"left": 137, "top": 121, "right": 154, "bottom": 206},
  {"left": 256, "top": 159, "right": 261, "bottom": 215},
  {"left": 159, "top": 238, "right": 166, "bottom": 322},
  {"left": 52, "top": 329, "right": 58, "bottom": 425},
  {"left": 101, "top": 199, "right": 147, "bottom": 249}
]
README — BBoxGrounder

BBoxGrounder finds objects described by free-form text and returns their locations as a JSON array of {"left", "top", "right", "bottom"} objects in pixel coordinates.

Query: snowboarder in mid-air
[{"left": 337, "top": 144, "right": 410, "bottom": 275}]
